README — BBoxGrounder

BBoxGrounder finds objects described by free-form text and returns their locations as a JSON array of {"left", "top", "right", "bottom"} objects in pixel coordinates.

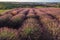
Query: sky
[{"left": 0, "top": 0, "right": 60, "bottom": 2}]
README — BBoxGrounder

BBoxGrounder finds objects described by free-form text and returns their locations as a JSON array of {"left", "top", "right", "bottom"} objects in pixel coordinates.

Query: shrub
[
  {"left": 40, "top": 14, "right": 60, "bottom": 40},
  {"left": 18, "top": 18, "right": 44, "bottom": 40},
  {"left": 0, "top": 14, "right": 12, "bottom": 27},
  {"left": 0, "top": 27, "right": 18, "bottom": 40},
  {"left": 27, "top": 9, "right": 36, "bottom": 18},
  {"left": 8, "top": 13, "right": 25, "bottom": 28}
]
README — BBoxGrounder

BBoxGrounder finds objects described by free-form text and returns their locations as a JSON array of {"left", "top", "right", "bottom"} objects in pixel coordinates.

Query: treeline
[
  {"left": 0, "top": 3, "right": 21, "bottom": 9},
  {"left": 0, "top": 2, "right": 37, "bottom": 9},
  {"left": 0, "top": 2, "right": 60, "bottom": 10}
]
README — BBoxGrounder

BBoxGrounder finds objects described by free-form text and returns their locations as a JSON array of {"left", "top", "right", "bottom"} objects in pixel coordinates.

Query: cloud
[{"left": 0, "top": 0, "right": 60, "bottom": 2}]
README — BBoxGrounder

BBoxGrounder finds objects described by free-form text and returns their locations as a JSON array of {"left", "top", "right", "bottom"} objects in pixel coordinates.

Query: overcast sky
[{"left": 0, "top": 0, "right": 60, "bottom": 2}]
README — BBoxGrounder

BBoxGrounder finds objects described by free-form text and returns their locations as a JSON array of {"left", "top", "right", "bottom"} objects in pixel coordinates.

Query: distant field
[{"left": 0, "top": 10, "right": 9, "bottom": 13}]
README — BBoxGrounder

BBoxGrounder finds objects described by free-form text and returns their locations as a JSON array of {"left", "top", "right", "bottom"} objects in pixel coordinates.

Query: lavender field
[{"left": 0, "top": 8, "right": 60, "bottom": 40}]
